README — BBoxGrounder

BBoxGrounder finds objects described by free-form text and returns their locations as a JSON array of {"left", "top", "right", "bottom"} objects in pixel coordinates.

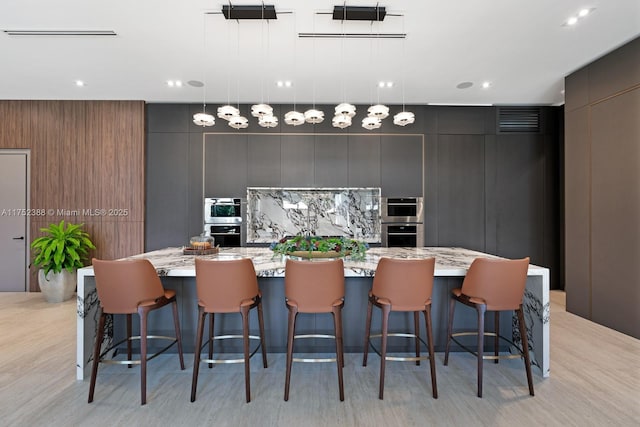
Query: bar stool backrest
[
  {"left": 92, "top": 258, "right": 164, "bottom": 314},
  {"left": 461, "top": 257, "right": 530, "bottom": 311},
  {"left": 372, "top": 257, "right": 435, "bottom": 311},
  {"left": 284, "top": 258, "right": 345, "bottom": 313},
  {"left": 195, "top": 258, "right": 259, "bottom": 313}
]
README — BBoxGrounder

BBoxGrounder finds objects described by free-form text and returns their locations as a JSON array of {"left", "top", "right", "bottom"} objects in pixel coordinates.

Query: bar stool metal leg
[{"left": 424, "top": 306, "right": 438, "bottom": 398}]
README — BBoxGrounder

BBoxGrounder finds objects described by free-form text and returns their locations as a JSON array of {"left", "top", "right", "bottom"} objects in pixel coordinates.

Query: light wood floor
[{"left": 0, "top": 291, "right": 638, "bottom": 426}]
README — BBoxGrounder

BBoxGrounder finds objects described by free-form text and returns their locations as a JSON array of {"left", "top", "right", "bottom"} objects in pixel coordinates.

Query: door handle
[{"left": 12, "top": 236, "right": 24, "bottom": 240}]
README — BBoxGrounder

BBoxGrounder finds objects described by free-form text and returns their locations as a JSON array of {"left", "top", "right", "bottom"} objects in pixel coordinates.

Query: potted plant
[{"left": 31, "top": 220, "right": 96, "bottom": 303}]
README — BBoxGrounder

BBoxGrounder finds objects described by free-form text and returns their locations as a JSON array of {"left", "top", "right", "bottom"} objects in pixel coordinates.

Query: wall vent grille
[{"left": 498, "top": 107, "right": 541, "bottom": 133}]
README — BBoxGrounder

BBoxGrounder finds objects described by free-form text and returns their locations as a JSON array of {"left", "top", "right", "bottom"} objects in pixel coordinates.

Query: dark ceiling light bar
[
  {"left": 221, "top": 5, "right": 277, "bottom": 20},
  {"left": 299, "top": 32, "right": 405, "bottom": 39},
  {"left": 3, "top": 30, "right": 117, "bottom": 36},
  {"left": 332, "top": 5, "right": 386, "bottom": 21}
]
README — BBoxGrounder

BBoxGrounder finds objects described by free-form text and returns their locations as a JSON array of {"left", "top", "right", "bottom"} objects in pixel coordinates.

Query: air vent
[
  {"left": 498, "top": 107, "right": 541, "bottom": 133},
  {"left": 3, "top": 30, "right": 117, "bottom": 36}
]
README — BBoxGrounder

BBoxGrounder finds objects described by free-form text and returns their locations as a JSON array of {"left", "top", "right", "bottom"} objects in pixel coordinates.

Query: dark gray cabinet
[
  {"left": 348, "top": 135, "right": 381, "bottom": 188},
  {"left": 380, "top": 135, "right": 423, "bottom": 196},
  {"left": 146, "top": 132, "right": 190, "bottom": 250},
  {"left": 248, "top": 135, "right": 281, "bottom": 187},
  {"left": 204, "top": 134, "right": 248, "bottom": 197},
  {"left": 281, "top": 135, "right": 314, "bottom": 187},
  {"left": 314, "top": 135, "right": 348, "bottom": 187},
  {"left": 436, "top": 134, "right": 485, "bottom": 251}
]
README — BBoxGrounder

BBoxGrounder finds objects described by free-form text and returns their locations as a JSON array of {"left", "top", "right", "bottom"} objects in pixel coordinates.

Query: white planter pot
[{"left": 38, "top": 269, "right": 76, "bottom": 303}]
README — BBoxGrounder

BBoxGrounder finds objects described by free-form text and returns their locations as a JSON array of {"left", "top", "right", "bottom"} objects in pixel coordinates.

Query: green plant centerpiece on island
[
  {"left": 31, "top": 220, "right": 96, "bottom": 303},
  {"left": 270, "top": 235, "right": 369, "bottom": 260}
]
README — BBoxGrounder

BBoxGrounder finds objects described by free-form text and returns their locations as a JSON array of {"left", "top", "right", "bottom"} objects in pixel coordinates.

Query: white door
[{"left": 0, "top": 153, "right": 28, "bottom": 291}]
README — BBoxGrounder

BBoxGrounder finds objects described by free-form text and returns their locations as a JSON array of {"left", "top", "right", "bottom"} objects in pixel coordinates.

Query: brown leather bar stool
[
  {"left": 88, "top": 258, "right": 185, "bottom": 405},
  {"left": 444, "top": 257, "right": 534, "bottom": 398},
  {"left": 191, "top": 258, "right": 267, "bottom": 403},
  {"left": 284, "top": 258, "right": 345, "bottom": 401},
  {"left": 362, "top": 257, "right": 438, "bottom": 400}
]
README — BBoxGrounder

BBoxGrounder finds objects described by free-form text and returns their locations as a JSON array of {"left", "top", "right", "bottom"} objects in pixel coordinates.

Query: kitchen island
[{"left": 76, "top": 247, "right": 549, "bottom": 380}]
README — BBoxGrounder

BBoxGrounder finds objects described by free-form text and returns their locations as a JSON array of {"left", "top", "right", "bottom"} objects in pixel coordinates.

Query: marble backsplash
[{"left": 247, "top": 187, "right": 381, "bottom": 243}]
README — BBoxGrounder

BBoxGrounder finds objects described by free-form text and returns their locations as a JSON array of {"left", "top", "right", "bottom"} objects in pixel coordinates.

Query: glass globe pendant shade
[
  {"left": 304, "top": 109, "right": 325, "bottom": 124},
  {"left": 228, "top": 115, "right": 249, "bottom": 129},
  {"left": 284, "top": 111, "right": 305, "bottom": 126},
  {"left": 193, "top": 112, "right": 215, "bottom": 127},
  {"left": 362, "top": 116, "right": 381, "bottom": 130},
  {"left": 258, "top": 114, "right": 278, "bottom": 128},
  {"left": 334, "top": 103, "right": 356, "bottom": 118},
  {"left": 367, "top": 104, "right": 389, "bottom": 119},
  {"left": 251, "top": 103, "right": 273, "bottom": 118},
  {"left": 332, "top": 114, "right": 352, "bottom": 129},
  {"left": 393, "top": 111, "right": 415, "bottom": 126},
  {"left": 217, "top": 105, "right": 239, "bottom": 121}
]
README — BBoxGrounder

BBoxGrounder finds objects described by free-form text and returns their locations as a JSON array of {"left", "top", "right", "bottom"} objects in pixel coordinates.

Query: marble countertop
[{"left": 78, "top": 247, "right": 549, "bottom": 278}]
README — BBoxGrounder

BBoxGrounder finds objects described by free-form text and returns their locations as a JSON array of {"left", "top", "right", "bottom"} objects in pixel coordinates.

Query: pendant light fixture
[
  {"left": 218, "top": 19, "right": 239, "bottom": 121},
  {"left": 333, "top": 5, "right": 354, "bottom": 129},
  {"left": 284, "top": 11, "right": 304, "bottom": 126},
  {"left": 253, "top": 5, "right": 276, "bottom": 127},
  {"left": 229, "top": 17, "right": 249, "bottom": 130},
  {"left": 364, "top": 6, "right": 387, "bottom": 128},
  {"left": 393, "top": 16, "right": 415, "bottom": 127},
  {"left": 193, "top": 13, "right": 215, "bottom": 127},
  {"left": 304, "top": 12, "right": 324, "bottom": 124}
]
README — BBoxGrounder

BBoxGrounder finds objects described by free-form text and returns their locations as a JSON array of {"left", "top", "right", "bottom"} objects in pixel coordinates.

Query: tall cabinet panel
[
  {"left": 380, "top": 135, "right": 423, "bottom": 196},
  {"left": 314, "top": 135, "right": 348, "bottom": 187},
  {"left": 204, "top": 134, "right": 248, "bottom": 197},
  {"left": 491, "top": 134, "right": 545, "bottom": 262},
  {"left": 146, "top": 133, "right": 189, "bottom": 250},
  {"left": 590, "top": 89, "right": 640, "bottom": 337},
  {"left": 348, "top": 135, "right": 381, "bottom": 188},
  {"left": 436, "top": 135, "right": 485, "bottom": 251},
  {"left": 248, "top": 135, "right": 281, "bottom": 188},
  {"left": 281, "top": 135, "right": 315, "bottom": 187}
]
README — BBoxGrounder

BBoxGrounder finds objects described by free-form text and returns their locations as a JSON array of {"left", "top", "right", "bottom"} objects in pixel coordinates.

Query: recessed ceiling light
[
  {"left": 276, "top": 80, "right": 292, "bottom": 88},
  {"left": 482, "top": 81, "right": 491, "bottom": 89},
  {"left": 75, "top": 80, "right": 85, "bottom": 87},
  {"left": 166, "top": 80, "right": 182, "bottom": 87},
  {"left": 563, "top": 8, "right": 595, "bottom": 26},
  {"left": 378, "top": 81, "right": 393, "bottom": 88}
]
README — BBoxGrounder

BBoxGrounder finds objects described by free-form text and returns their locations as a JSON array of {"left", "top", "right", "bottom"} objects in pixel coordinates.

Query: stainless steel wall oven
[
  {"left": 203, "top": 198, "right": 244, "bottom": 247},
  {"left": 381, "top": 197, "right": 424, "bottom": 248}
]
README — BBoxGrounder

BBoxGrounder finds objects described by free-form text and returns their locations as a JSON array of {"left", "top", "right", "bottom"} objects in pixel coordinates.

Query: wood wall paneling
[
  {"left": 589, "top": 89, "right": 640, "bottom": 337},
  {"left": 564, "top": 67, "right": 590, "bottom": 112},
  {"left": 0, "top": 101, "right": 145, "bottom": 291},
  {"left": 588, "top": 37, "right": 640, "bottom": 104},
  {"left": 564, "top": 107, "right": 592, "bottom": 319}
]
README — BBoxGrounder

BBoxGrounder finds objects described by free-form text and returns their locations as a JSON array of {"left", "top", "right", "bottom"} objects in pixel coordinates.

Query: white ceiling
[{"left": 1, "top": 1, "right": 638, "bottom": 106}]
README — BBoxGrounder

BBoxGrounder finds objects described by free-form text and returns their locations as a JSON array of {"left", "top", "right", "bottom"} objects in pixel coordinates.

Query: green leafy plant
[
  {"left": 31, "top": 220, "right": 96, "bottom": 275},
  {"left": 270, "top": 235, "right": 369, "bottom": 260}
]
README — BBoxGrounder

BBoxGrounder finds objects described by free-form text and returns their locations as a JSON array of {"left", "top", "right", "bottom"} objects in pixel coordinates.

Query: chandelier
[{"left": 393, "top": 110, "right": 415, "bottom": 126}]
